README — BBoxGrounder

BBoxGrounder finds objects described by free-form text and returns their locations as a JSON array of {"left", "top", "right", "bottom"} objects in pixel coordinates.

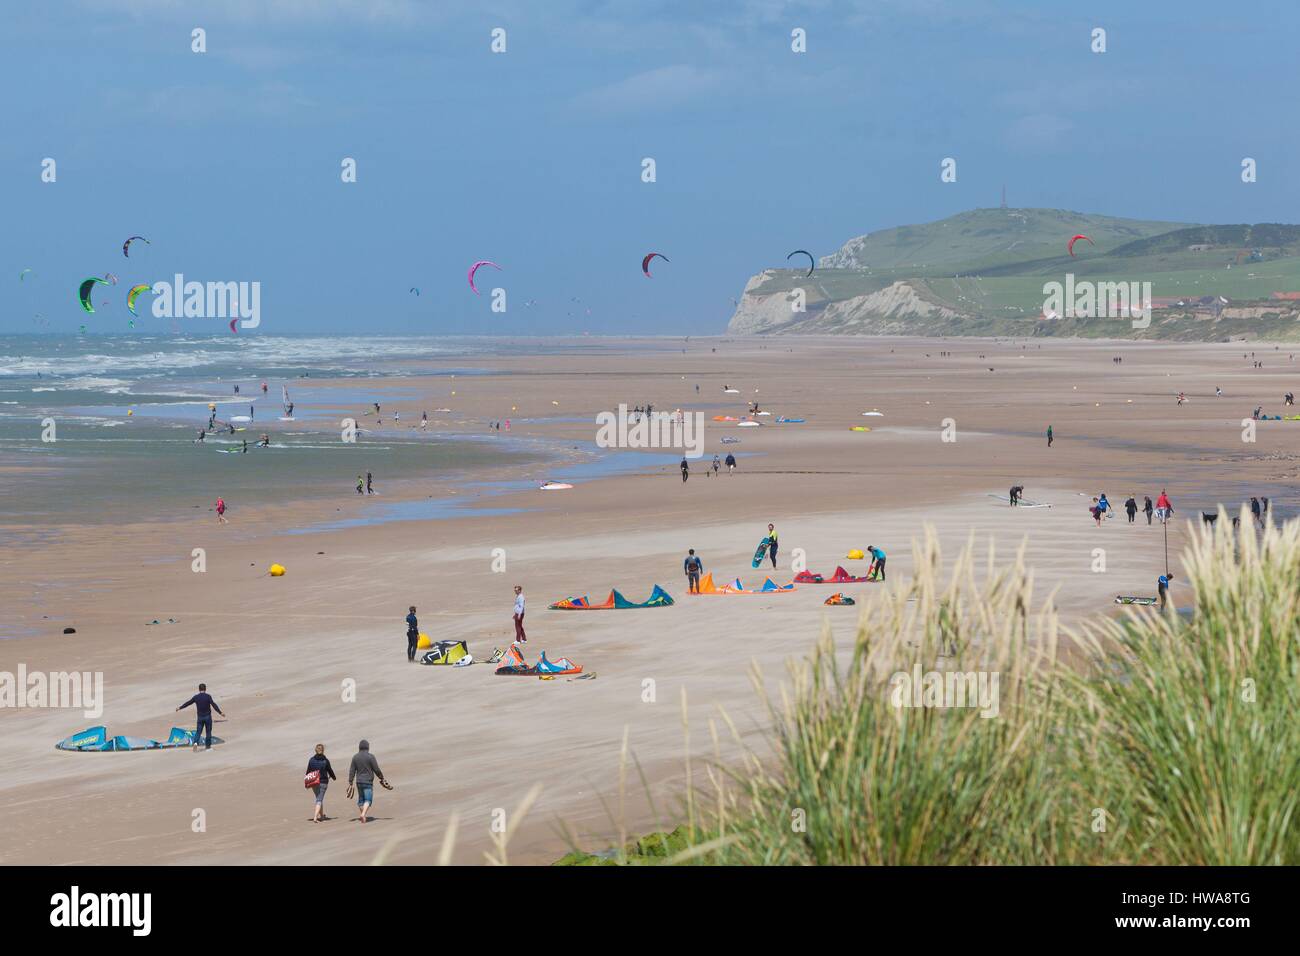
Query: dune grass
[{"left": 565, "top": 517, "right": 1298, "bottom": 865}]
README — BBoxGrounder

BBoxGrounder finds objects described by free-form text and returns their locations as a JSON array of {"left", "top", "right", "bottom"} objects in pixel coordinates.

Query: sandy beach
[{"left": 2, "top": 335, "right": 1295, "bottom": 865}]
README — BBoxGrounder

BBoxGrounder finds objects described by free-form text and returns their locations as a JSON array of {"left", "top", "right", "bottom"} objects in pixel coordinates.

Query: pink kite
[
  {"left": 467, "top": 260, "right": 502, "bottom": 295},
  {"left": 1067, "top": 234, "right": 1094, "bottom": 257},
  {"left": 641, "top": 252, "right": 669, "bottom": 277}
]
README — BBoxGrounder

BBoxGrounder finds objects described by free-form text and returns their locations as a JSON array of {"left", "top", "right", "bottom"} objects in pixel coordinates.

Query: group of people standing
[
  {"left": 680, "top": 453, "right": 736, "bottom": 481},
  {"left": 1089, "top": 490, "right": 1172, "bottom": 526}
]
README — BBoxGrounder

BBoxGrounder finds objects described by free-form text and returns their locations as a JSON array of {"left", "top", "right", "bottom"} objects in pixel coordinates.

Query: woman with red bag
[{"left": 306, "top": 744, "right": 337, "bottom": 822}]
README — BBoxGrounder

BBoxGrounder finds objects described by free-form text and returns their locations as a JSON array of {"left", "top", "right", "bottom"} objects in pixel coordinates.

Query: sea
[{"left": 0, "top": 334, "right": 543, "bottom": 533}]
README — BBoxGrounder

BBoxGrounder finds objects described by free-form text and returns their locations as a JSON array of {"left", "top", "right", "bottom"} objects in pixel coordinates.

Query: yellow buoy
[
  {"left": 417, "top": 633, "right": 432, "bottom": 650},
  {"left": 847, "top": 549, "right": 866, "bottom": 560},
  {"left": 269, "top": 564, "right": 286, "bottom": 576}
]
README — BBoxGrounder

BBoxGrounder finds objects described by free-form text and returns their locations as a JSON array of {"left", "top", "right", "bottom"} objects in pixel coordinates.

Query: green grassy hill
[{"left": 729, "top": 208, "right": 1300, "bottom": 340}]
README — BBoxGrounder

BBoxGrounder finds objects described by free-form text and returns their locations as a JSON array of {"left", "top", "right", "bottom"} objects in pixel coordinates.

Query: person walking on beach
[
  {"left": 356, "top": 475, "right": 364, "bottom": 495},
  {"left": 725, "top": 452, "right": 736, "bottom": 474},
  {"left": 1009, "top": 485, "right": 1023, "bottom": 506},
  {"left": 1098, "top": 493, "right": 1111, "bottom": 518},
  {"left": 307, "top": 744, "right": 337, "bottom": 822},
  {"left": 215, "top": 497, "right": 227, "bottom": 524},
  {"left": 684, "top": 549, "right": 703, "bottom": 593},
  {"left": 867, "top": 545, "right": 887, "bottom": 581},
  {"left": 1157, "top": 572, "right": 1173, "bottom": 612},
  {"left": 421, "top": 411, "right": 428, "bottom": 429},
  {"left": 1090, "top": 497, "right": 1103, "bottom": 526},
  {"left": 1156, "top": 489, "right": 1173, "bottom": 523},
  {"left": 513, "top": 585, "right": 527, "bottom": 643},
  {"left": 680, "top": 457, "right": 689, "bottom": 482},
  {"left": 1251, "top": 496, "right": 1262, "bottom": 528},
  {"left": 1046, "top": 425, "right": 1053, "bottom": 448},
  {"left": 347, "top": 740, "right": 389, "bottom": 824},
  {"left": 712, "top": 454, "right": 721, "bottom": 477},
  {"left": 1144, "top": 495, "right": 1154, "bottom": 525},
  {"left": 765, "top": 524, "right": 779, "bottom": 570},
  {"left": 176, "top": 683, "right": 224, "bottom": 751},
  {"left": 366, "top": 472, "right": 374, "bottom": 495},
  {"left": 1125, "top": 495, "right": 1138, "bottom": 523},
  {"left": 405, "top": 606, "right": 419, "bottom": 662}
]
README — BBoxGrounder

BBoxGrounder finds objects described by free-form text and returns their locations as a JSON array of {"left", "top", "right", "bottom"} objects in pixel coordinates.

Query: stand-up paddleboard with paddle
[{"left": 751, "top": 537, "right": 770, "bottom": 569}]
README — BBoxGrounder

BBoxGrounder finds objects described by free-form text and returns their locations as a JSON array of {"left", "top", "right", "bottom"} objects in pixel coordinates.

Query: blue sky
[{"left": 3, "top": 0, "right": 1297, "bottom": 335}]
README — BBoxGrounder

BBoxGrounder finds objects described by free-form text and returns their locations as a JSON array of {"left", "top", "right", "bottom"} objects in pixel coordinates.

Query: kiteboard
[
  {"left": 737, "top": 421, "right": 761, "bottom": 427},
  {"left": 1114, "top": 595, "right": 1158, "bottom": 606},
  {"left": 751, "top": 538, "right": 770, "bottom": 569},
  {"left": 863, "top": 411, "right": 884, "bottom": 417},
  {"left": 278, "top": 417, "right": 295, "bottom": 422},
  {"left": 539, "top": 482, "right": 573, "bottom": 490},
  {"left": 849, "top": 426, "right": 871, "bottom": 432}
]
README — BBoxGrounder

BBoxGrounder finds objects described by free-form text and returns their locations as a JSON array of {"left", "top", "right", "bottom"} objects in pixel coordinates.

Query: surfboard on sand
[
  {"left": 751, "top": 538, "right": 770, "bottom": 569},
  {"left": 1115, "top": 595, "right": 1158, "bottom": 605}
]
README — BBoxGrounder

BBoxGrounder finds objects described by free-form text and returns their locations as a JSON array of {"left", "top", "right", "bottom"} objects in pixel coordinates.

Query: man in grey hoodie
[{"left": 347, "top": 739, "right": 389, "bottom": 823}]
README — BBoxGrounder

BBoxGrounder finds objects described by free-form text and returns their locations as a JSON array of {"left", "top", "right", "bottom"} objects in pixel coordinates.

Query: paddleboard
[
  {"left": 863, "top": 412, "right": 884, "bottom": 417},
  {"left": 751, "top": 537, "right": 770, "bottom": 569},
  {"left": 723, "top": 388, "right": 740, "bottom": 394}
]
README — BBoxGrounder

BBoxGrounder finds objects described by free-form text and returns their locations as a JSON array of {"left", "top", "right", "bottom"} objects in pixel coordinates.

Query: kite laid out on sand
[
  {"left": 1067, "top": 234, "right": 1094, "bottom": 257},
  {"left": 78, "top": 276, "right": 110, "bottom": 313},
  {"left": 692, "top": 573, "right": 794, "bottom": 595},
  {"left": 420, "top": 639, "right": 473, "bottom": 666},
  {"left": 56, "top": 725, "right": 219, "bottom": 751},
  {"left": 794, "top": 566, "right": 875, "bottom": 584},
  {"left": 467, "top": 259, "right": 502, "bottom": 295},
  {"left": 495, "top": 644, "right": 583, "bottom": 676},
  {"left": 787, "top": 249, "right": 815, "bottom": 277},
  {"left": 641, "top": 251, "right": 669, "bottom": 277},
  {"left": 824, "top": 592, "right": 856, "bottom": 605},
  {"left": 549, "top": 585, "right": 674, "bottom": 610},
  {"left": 122, "top": 236, "right": 150, "bottom": 257}
]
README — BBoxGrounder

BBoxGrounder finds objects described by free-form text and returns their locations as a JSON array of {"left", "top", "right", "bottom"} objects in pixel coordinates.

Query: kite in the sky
[
  {"left": 123, "top": 236, "right": 150, "bottom": 257},
  {"left": 127, "top": 284, "right": 152, "bottom": 317},
  {"left": 410, "top": 287, "right": 420, "bottom": 296},
  {"left": 229, "top": 318, "right": 239, "bottom": 334},
  {"left": 787, "top": 250, "right": 815, "bottom": 277},
  {"left": 1067, "top": 234, "right": 1094, "bottom": 257},
  {"left": 78, "top": 276, "right": 110, "bottom": 313},
  {"left": 19, "top": 268, "right": 32, "bottom": 281},
  {"left": 642, "top": 252, "right": 669, "bottom": 277},
  {"left": 467, "top": 260, "right": 502, "bottom": 295}
]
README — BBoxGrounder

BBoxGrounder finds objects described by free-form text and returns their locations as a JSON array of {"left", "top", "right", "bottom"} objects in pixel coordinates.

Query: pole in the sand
[{"left": 1163, "top": 512, "right": 1169, "bottom": 577}]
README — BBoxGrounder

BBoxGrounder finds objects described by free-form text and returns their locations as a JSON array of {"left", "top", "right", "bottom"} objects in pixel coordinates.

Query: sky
[{"left": 3, "top": 0, "right": 1298, "bottom": 336}]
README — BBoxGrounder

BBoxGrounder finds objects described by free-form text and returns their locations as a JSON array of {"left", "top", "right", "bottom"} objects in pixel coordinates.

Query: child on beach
[{"left": 215, "top": 497, "right": 227, "bottom": 523}]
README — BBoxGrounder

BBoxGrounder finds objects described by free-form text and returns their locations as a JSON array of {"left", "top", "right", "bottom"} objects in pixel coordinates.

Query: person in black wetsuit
[
  {"left": 176, "top": 683, "right": 224, "bottom": 750},
  {"left": 405, "top": 606, "right": 419, "bottom": 662}
]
